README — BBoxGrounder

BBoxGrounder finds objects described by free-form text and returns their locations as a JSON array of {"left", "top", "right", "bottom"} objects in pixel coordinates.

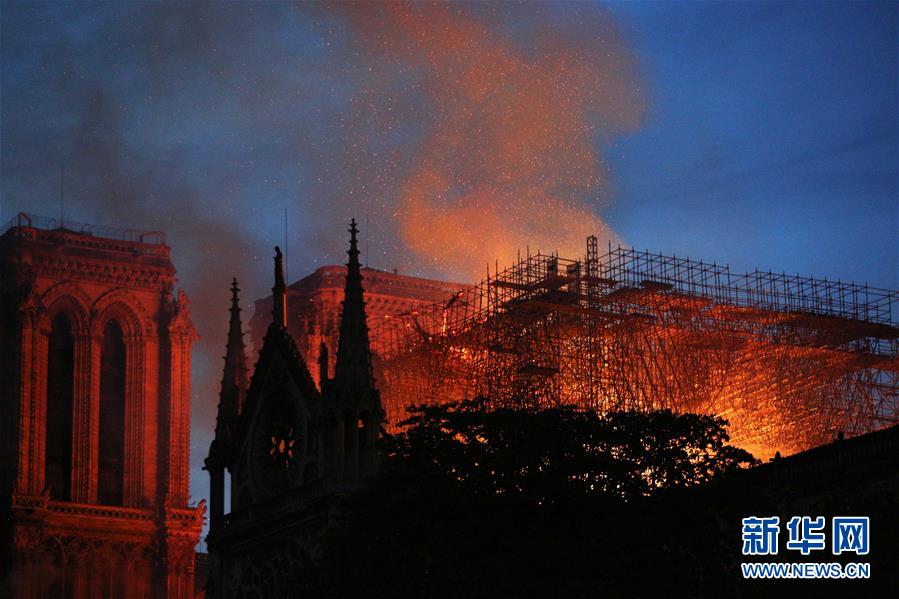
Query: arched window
[
  {"left": 46, "top": 313, "right": 74, "bottom": 501},
  {"left": 98, "top": 320, "right": 126, "bottom": 506}
]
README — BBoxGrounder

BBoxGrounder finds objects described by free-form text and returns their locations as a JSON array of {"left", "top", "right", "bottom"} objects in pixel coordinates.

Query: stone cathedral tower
[
  {"left": 0, "top": 214, "right": 204, "bottom": 598},
  {"left": 205, "top": 220, "right": 383, "bottom": 598}
]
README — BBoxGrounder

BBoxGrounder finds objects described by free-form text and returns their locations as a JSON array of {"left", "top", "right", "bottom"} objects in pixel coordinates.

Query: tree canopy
[
  {"left": 302, "top": 400, "right": 759, "bottom": 597},
  {"left": 386, "top": 399, "right": 756, "bottom": 503}
]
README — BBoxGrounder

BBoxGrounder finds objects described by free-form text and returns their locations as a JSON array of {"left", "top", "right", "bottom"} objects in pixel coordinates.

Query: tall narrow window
[
  {"left": 46, "top": 313, "right": 74, "bottom": 501},
  {"left": 98, "top": 320, "right": 126, "bottom": 506},
  {"left": 223, "top": 469, "right": 232, "bottom": 515}
]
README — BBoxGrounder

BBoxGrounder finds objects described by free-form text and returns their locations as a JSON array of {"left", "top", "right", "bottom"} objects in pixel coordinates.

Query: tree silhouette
[
  {"left": 303, "top": 399, "right": 758, "bottom": 597},
  {"left": 385, "top": 398, "right": 756, "bottom": 503}
]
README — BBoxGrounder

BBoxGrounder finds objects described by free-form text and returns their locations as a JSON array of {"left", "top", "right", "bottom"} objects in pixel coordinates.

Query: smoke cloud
[
  {"left": 331, "top": 2, "right": 644, "bottom": 277},
  {"left": 1, "top": 1, "right": 645, "bottom": 512}
]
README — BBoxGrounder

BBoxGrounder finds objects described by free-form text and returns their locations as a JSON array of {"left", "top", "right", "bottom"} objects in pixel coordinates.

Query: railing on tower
[{"left": 0, "top": 212, "right": 166, "bottom": 245}]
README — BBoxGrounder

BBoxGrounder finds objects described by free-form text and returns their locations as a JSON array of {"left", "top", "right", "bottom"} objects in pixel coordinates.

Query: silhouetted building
[
  {"left": 744, "top": 422, "right": 899, "bottom": 504},
  {"left": 0, "top": 213, "right": 204, "bottom": 598},
  {"left": 249, "top": 264, "right": 465, "bottom": 389},
  {"left": 204, "top": 220, "right": 383, "bottom": 597}
]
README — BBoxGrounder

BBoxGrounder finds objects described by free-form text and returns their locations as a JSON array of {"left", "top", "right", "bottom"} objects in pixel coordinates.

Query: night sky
[{"left": 2, "top": 1, "right": 896, "bottom": 535}]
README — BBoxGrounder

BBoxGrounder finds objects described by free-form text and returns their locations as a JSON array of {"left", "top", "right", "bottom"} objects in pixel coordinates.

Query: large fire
[
  {"left": 334, "top": 2, "right": 642, "bottom": 281},
  {"left": 371, "top": 241, "right": 899, "bottom": 460}
]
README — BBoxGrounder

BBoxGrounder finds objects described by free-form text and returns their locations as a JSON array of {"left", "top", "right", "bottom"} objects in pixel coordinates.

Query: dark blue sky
[
  {"left": 606, "top": 1, "right": 897, "bottom": 288},
  {"left": 1, "top": 1, "right": 896, "bottom": 517}
]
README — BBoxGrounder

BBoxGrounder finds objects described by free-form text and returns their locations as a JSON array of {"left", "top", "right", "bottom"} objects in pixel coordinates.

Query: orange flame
[{"left": 336, "top": 2, "right": 644, "bottom": 280}]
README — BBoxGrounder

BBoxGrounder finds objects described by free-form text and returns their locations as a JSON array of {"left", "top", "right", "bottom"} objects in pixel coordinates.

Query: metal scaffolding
[{"left": 371, "top": 238, "right": 899, "bottom": 458}]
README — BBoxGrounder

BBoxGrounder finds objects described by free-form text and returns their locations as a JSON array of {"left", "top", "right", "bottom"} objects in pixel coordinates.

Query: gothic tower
[
  {"left": 205, "top": 279, "right": 248, "bottom": 533},
  {"left": 205, "top": 220, "right": 383, "bottom": 598},
  {"left": 0, "top": 214, "right": 204, "bottom": 598},
  {"left": 327, "top": 218, "right": 382, "bottom": 482}
]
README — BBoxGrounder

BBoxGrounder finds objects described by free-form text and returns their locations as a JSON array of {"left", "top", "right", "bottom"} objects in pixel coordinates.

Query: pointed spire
[
  {"left": 215, "top": 278, "right": 248, "bottom": 440},
  {"left": 334, "top": 219, "right": 374, "bottom": 393},
  {"left": 273, "top": 246, "right": 287, "bottom": 328}
]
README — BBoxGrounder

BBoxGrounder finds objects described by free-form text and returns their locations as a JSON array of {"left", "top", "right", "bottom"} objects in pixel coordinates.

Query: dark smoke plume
[{"left": 0, "top": 1, "right": 645, "bottom": 508}]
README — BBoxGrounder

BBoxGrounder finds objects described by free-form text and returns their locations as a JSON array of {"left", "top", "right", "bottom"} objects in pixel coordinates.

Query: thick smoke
[
  {"left": 1, "top": 2, "right": 277, "bottom": 506},
  {"left": 326, "top": 3, "right": 645, "bottom": 277},
  {"left": 1, "top": 2, "right": 644, "bottom": 509}
]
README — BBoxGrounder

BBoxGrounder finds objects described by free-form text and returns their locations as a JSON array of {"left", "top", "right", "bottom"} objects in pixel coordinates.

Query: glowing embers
[{"left": 372, "top": 242, "right": 899, "bottom": 460}]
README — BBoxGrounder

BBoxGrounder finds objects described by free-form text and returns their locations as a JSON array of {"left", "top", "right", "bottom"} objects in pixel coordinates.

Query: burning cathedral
[{"left": 203, "top": 220, "right": 383, "bottom": 597}]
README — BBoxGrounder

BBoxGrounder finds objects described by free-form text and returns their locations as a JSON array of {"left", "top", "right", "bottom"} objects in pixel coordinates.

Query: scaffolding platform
[{"left": 371, "top": 237, "right": 899, "bottom": 459}]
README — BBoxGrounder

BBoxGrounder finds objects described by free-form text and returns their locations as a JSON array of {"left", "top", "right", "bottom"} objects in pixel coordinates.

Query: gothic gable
[
  {"left": 231, "top": 324, "right": 324, "bottom": 507},
  {"left": 206, "top": 229, "right": 385, "bottom": 599}
]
